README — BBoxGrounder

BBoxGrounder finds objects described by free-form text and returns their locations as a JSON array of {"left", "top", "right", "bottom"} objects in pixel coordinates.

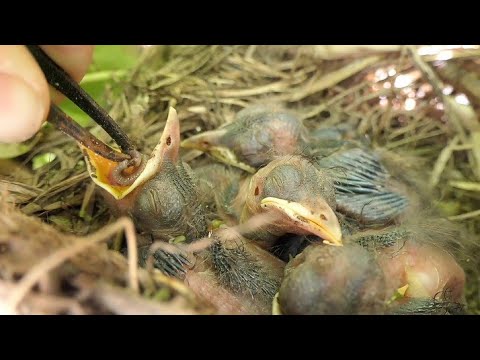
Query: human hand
[{"left": 0, "top": 45, "right": 94, "bottom": 143}]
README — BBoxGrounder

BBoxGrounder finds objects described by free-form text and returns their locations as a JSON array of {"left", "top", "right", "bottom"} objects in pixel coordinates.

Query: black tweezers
[{"left": 27, "top": 45, "right": 136, "bottom": 162}]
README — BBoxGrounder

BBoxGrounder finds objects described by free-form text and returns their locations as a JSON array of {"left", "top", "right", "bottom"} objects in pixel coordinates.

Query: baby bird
[
  {"left": 181, "top": 105, "right": 307, "bottom": 173},
  {"left": 183, "top": 230, "right": 286, "bottom": 314},
  {"left": 277, "top": 243, "right": 387, "bottom": 315},
  {"left": 238, "top": 155, "right": 343, "bottom": 248},
  {"left": 83, "top": 108, "right": 287, "bottom": 313},
  {"left": 194, "top": 163, "right": 245, "bottom": 225},
  {"left": 277, "top": 219, "right": 466, "bottom": 315},
  {"left": 87, "top": 108, "right": 209, "bottom": 243},
  {"left": 349, "top": 218, "right": 466, "bottom": 305},
  {"left": 312, "top": 144, "right": 425, "bottom": 226},
  {"left": 193, "top": 155, "right": 344, "bottom": 250},
  {"left": 184, "top": 103, "right": 424, "bottom": 228}
]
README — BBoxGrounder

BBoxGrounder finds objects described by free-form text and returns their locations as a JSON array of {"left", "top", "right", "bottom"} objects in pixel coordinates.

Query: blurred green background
[
  {"left": 0, "top": 46, "right": 144, "bottom": 160},
  {"left": 59, "top": 45, "right": 143, "bottom": 126}
]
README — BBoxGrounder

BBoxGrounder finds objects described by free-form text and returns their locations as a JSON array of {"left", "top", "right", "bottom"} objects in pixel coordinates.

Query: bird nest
[{"left": 1, "top": 45, "right": 479, "bottom": 314}]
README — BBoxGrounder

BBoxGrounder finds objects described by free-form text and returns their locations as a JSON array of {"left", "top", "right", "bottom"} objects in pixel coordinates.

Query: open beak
[
  {"left": 181, "top": 131, "right": 256, "bottom": 173},
  {"left": 260, "top": 197, "right": 343, "bottom": 246},
  {"left": 83, "top": 107, "right": 181, "bottom": 200}
]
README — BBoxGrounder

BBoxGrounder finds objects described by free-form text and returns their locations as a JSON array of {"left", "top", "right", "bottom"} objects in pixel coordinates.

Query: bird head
[
  {"left": 278, "top": 243, "right": 387, "bottom": 314},
  {"left": 83, "top": 107, "right": 208, "bottom": 241},
  {"left": 241, "top": 156, "right": 343, "bottom": 246},
  {"left": 181, "top": 105, "right": 306, "bottom": 173}
]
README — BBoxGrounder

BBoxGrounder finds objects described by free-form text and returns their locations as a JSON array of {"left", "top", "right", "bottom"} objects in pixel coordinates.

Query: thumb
[{"left": 0, "top": 45, "right": 50, "bottom": 143}]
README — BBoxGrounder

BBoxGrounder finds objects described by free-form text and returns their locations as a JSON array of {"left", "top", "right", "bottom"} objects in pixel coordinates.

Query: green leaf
[
  {"left": 90, "top": 45, "right": 140, "bottom": 72},
  {"left": 0, "top": 133, "right": 41, "bottom": 159},
  {"left": 58, "top": 46, "right": 141, "bottom": 127},
  {"left": 81, "top": 70, "right": 129, "bottom": 84},
  {"left": 32, "top": 152, "right": 57, "bottom": 170}
]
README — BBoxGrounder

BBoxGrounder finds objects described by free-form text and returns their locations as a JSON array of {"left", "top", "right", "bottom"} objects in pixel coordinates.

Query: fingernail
[{"left": 0, "top": 73, "right": 47, "bottom": 143}]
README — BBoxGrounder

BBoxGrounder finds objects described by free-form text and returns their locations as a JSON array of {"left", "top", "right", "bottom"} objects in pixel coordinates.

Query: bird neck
[
  {"left": 239, "top": 205, "right": 286, "bottom": 248},
  {"left": 167, "top": 160, "right": 210, "bottom": 241}
]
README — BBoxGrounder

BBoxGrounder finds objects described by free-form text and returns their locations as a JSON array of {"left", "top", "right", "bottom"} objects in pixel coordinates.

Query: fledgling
[
  {"left": 181, "top": 104, "right": 307, "bottom": 173},
  {"left": 277, "top": 243, "right": 387, "bottom": 315},
  {"left": 83, "top": 108, "right": 286, "bottom": 313}
]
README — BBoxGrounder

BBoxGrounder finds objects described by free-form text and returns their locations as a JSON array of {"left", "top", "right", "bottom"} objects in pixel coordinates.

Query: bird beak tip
[
  {"left": 260, "top": 197, "right": 343, "bottom": 246},
  {"left": 322, "top": 238, "right": 343, "bottom": 247}
]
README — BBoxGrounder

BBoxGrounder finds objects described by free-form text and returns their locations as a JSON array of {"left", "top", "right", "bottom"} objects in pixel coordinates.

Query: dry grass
[{"left": 1, "top": 45, "right": 479, "bottom": 314}]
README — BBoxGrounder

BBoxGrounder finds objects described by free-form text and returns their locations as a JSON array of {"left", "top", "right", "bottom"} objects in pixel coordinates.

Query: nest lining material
[{"left": 0, "top": 45, "right": 479, "bottom": 314}]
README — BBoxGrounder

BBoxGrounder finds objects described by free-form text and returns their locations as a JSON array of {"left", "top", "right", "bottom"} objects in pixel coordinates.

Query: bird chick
[
  {"left": 238, "top": 155, "right": 343, "bottom": 248},
  {"left": 83, "top": 108, "right": 209, "bottom": 277},
  {"left": 183, "top": 103, "right": 423, "bottom": 227},
  {"left": 90, "top": 108, "right": 209, "bottom": 243},
  {"left": 277, "top": 243, "right": 387, "bottom": 315},
  {"left": 183, "top": 229, "right": 286, "bottom": 314},
  {"left": 376, "top": 238, "right": 465, "bottom": 303},
  {"left": 193, "top": 163, "right": 245, "bottom": 225},
  {"left": 83, "top": 109, "right": 286, "bottom": 311},
  {"left": 350, "top": 219, "right": 466, "bottom": 312},
  {"left": 313, "top": 145, "right": 423, "bottom": 226},
  {"left": 181, "top": 105, "right": 307, "bottom": 173},
  {"left": 276, "top": 215, "right": 467, "bottom": 315}
]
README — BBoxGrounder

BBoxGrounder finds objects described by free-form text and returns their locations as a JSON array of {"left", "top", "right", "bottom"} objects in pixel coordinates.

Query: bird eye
[
  {"left": 202, "top": 141, "right": 210, "bottom": 146},
  {"left": 254, "top": 186, "right": 260, "bottom": 196},
  {"left": 166, "top": 136, "right": 172, "bottom": 146},
  {"left": 320, "top": 214, "right": 327, "bottom": 221}
]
